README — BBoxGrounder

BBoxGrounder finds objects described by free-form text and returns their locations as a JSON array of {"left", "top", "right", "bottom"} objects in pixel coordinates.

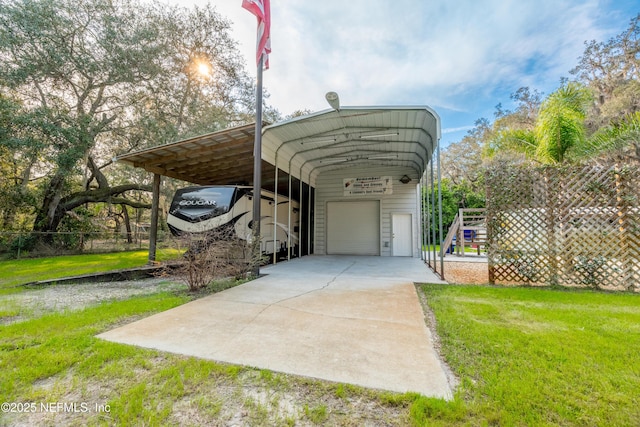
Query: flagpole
[
  {"left": 251, "top": 54, "right": 264, "bottom": 277},
  {"left": 243, "top": 0, "right": 269, "bottom": 276}
]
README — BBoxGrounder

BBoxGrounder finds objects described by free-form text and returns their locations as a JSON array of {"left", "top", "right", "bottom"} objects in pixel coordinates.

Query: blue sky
[{"left": 174, "top": 0, "right": 638, "bottom": 147}]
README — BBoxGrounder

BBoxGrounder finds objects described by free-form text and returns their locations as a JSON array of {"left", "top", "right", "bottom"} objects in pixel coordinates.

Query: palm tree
[
  {"left": 577, "top": 111, "right": 640, "bottom": 163},
  {"left": 534, "top": 83, "right": 592, "bottom": 163},
  {"left": 488, "top": 82, "right": 593, "bottom": 164}
]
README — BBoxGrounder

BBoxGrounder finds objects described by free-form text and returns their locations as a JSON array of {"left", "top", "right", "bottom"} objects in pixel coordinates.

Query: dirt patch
[
  {"left": 444, "top": 261, "right": 489, "bottom": 284},
  {"left": 7, "top": 358, "right": 412, "bottom": 427}
]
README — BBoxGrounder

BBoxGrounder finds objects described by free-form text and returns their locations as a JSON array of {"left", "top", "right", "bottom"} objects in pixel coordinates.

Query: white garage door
[{"left": 327, "top": 201, "right": 380, "bottom": 255}]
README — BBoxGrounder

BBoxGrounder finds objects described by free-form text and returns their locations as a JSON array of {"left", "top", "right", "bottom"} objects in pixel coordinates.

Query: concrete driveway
[{"left": 98, "top": 255, "right": 452, "bottom": 399}]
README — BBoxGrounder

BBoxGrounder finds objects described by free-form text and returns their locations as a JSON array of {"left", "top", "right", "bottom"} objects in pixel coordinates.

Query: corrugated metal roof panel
[
  {"left": 116, "top": 107, "right": 440, "bottom": 188},
  {"left": 262, "top": 106, "right": 439, "bottom": 182}
]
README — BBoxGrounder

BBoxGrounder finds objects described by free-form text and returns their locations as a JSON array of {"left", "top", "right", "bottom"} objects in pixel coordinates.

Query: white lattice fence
[{"left": 486, "top": 162, "right": 639, "bottom": 291}]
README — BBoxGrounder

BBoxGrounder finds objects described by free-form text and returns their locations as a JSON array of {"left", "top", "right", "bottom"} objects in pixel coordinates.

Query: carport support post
[
  {"left": 287, "top": 170, "right": 292, "bottom": 260},
  {"left": 251, "top": 55, "right": 265, "bottom": 277},
  {"left": 299, "top": 168, "right": 303, "bottom": 256},
  {"left": 419, "top": 181, "right": 425, "bottom": 262},
  {"left": 308, "top": 172, "right": 313, "bottom": 256},
  {"left": 437, "top": 140, "right": 445, "bottom": 279},
  {"left": 424, "top": 171, "right": 435, "bottom": 268},
  {"left": 430, "top": 153, "right": 437, "bottom": 270},
  {"left": 272, "top": 164, "right": 278, "bottom": 264},
  {"left": 148, "top": 173, "right": 161, "bottom": 264}
]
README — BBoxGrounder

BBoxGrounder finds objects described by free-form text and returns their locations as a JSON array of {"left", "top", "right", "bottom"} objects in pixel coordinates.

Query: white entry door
[{"left": 392, "top": 213, "right": 413, "bottom": 256}]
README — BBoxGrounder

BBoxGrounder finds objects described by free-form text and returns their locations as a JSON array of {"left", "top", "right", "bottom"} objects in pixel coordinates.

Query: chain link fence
[
  {"left": 0, "top": 229, "right": 178, "bottom": 259},
  {"left": 485, "top": 160, "right": 639, "bottom": 291}
]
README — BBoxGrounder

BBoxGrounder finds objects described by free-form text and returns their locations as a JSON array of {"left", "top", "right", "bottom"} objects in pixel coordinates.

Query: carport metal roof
[
  {"left": 116, "top": 122, "right": 259, "bottom": 185},
  {"left": 116, "top": 106, "right": 440, "bottom": 187},
  {"left": 263, "top": 106, "right": 440, "bottom": 185}
]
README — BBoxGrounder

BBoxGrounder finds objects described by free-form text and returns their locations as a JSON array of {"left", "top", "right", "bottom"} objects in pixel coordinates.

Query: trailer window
[{"left": 170, "top": 187, "right": 235, "bottom": 220}]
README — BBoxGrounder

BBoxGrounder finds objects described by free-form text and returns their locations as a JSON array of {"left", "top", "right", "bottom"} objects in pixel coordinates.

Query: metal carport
[{"left": 115, "top": 106, "right": 445, "bottom": 277}]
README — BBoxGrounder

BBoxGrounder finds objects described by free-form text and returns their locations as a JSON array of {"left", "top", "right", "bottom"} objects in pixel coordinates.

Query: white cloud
[
  {"left": 442, "top": 125, "right": 474, "bottom": 135},
  {"left": 171, "top": 0, "right": 633, "bottom": 133}
]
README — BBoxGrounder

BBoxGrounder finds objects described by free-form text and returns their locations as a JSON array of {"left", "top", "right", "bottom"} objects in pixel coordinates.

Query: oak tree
[{"left": 0, "top": 0, "right": 255, "bottom": 235}]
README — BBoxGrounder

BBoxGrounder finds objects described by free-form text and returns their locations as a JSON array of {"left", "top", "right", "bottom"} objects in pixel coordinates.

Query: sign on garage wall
[{"left": 343, "top": 176, "right": 393, "bottom": 196}]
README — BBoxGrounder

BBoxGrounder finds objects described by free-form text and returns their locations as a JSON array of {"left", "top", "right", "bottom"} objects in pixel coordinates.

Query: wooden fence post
[
  {"left": 485, "top": 169, "right": 495, "bottom": 284},
  {"left": 148, "top": 173, "right": 161, "bottom": 264},
  {"left": 544, "top": 168, "right": 559, "bottom": 285},
  {"left": 615, "top": 165, "right": 632, "bottom": 290}
]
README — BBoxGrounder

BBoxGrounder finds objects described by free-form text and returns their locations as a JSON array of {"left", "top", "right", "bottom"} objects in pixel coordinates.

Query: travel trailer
[{"left": 167, "top": 185, "right": 299, "bottom": 257}]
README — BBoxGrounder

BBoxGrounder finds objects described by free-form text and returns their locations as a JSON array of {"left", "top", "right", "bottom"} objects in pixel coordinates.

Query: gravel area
[
  {"left": 1, "top": 277, "right": 186, "bottom": 324},
  {"left": 444, "top": 261, "right": 489, "bottom": 284}
]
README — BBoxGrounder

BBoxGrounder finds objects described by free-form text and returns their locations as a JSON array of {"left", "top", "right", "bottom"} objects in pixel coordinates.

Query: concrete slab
[{"left": 98, "top": 255, "right": 452, "bottom": 399}]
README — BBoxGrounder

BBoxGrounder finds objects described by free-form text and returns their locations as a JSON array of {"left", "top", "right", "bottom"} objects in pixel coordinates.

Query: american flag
[{"left": 242, "top": 0, "right": 271, "bottom": 69}]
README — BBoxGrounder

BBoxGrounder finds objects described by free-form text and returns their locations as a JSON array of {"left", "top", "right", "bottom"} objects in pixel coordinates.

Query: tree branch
[
  {"left": 109, "top": 197, "right": 152, "bottom": 209},
  {"left": 60, "top": 183, "right": 152, "bottom": 212},
  {"left": 87, "top": 155, "right": 109, "bottom": 189}
]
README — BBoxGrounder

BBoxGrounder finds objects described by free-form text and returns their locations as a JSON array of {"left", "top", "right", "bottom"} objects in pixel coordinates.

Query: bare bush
[{"left": 175, "top": 227, "right": 262, "bottom": 292}]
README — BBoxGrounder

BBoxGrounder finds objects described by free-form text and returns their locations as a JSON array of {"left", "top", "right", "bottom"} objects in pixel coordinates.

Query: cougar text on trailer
[{"left": 167, "top": 185, "right": 299, "bottom": 258}]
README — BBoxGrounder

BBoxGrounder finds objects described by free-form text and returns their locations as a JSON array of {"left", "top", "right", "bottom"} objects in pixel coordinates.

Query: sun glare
[{"left": 196, "top": 61, "right": 211, "bottom": 77}]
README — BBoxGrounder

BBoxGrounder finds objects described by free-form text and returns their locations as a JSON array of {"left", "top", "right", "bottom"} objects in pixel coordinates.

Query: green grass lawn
[
  {"left": 423, "top": 244, "right": 484, "bottom": 255},
  {"left": 0, "top": 249, "right": 182, "bottom": 289},
  {"left": 1, "top": 277, "right": 638, "bottom": 425},
  {"left": 416, "top": 284, "right": 640, "bottom": 426}
]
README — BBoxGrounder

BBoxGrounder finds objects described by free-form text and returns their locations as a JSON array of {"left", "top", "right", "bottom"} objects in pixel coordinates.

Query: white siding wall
[{"left": 315, "top": 166, "right": 420, "bottom": 257}]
